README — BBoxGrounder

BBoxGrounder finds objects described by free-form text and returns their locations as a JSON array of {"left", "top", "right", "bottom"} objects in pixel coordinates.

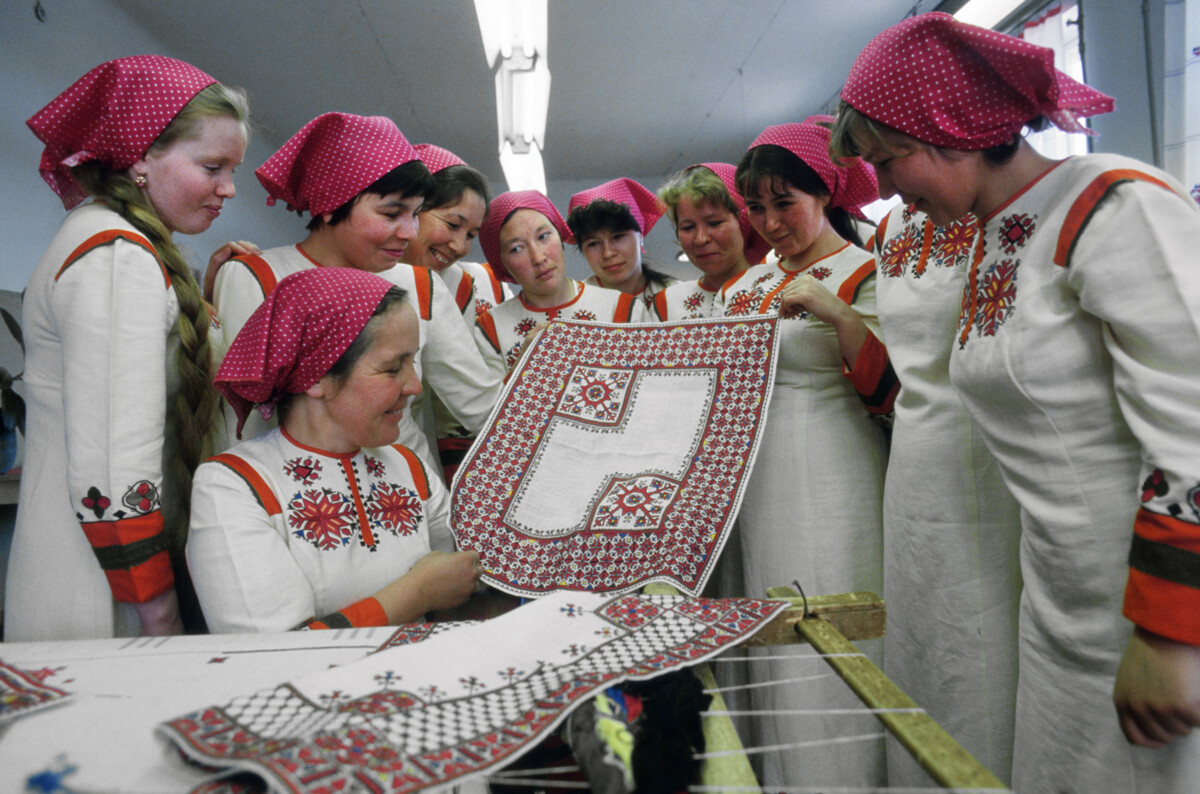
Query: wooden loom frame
[{"left": 642, "top": 583, "right": 1009, "bottom": 791}]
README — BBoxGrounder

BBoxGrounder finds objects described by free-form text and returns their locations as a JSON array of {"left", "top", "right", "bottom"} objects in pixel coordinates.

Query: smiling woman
[
  {"left": 209, "top": 114, "right": 503, "bottom": 476},
  {"left": 189, "top": 268, "right": 480, "bottom": 633},
  {"left": 7, "top": 55, "right": 249, "bottom": 641}
]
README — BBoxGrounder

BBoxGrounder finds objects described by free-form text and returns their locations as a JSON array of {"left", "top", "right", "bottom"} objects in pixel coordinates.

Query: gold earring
[{"left": 135, "top": 174, "right": 147, "bottom": 188}]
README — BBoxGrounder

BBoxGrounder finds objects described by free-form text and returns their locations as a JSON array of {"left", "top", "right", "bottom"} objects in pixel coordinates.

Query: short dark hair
[
  {"left": 307, "top": 159, "right": 434, "bottom": 230},
  {"left": 566, "top": 198, "right": 640, "bottom": 245},
  {"left": 735, "top": 144, "right": 863, "bottom": 248},
  {"left": 426, "top": 164, "right": 490, "bottom": 214}
]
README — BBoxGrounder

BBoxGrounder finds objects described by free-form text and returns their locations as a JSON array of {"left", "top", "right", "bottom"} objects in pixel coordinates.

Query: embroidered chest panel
[
  {"left": 280, "top": 453, "right": 424, "bottom": 553},
  {"left": 723, "top": 266, "right": 830, "bottom": 321},
  {"left": 878, "top": 209, "right": 976, "bottom": 280},
  {"left": 956, "top": 212, "right": 1037, "bottom": 348}
]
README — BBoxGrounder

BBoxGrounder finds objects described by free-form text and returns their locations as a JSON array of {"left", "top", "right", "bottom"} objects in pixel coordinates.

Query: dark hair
[
  {"left": 566, "top": 198, "right": 672, "bottom": 284},
  {"left": 425, "top": 164, "right": 490, "bottom": 214},
  {"left": 566, "top": 198, "right": 640, "bottom": 243},
  {"left": 306, "top": 159, "right": 434, "bottom": 230},
  {"left": 735, "top": 144, "right": 864, "bottom": 248}
]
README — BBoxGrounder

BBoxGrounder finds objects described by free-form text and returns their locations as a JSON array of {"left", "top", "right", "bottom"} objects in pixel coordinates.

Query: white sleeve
[
  {"left": 422, "top": 464, "right": 456, "bottom": 552},
  {"left": 187, "top": 460, "right": 318, "bottom": 633},
  {"left": 421, "top": 274, "right": 504, "bottom": 430}
]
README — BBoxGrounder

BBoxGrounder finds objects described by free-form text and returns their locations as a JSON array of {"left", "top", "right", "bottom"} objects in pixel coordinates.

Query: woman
[
  {"left": 720, "top": 120, "right": 896, "bottom": 788},
  {"left": 403, "top": 143, "right": 510, "bottom": 483},
  {"left": 189, "top": 268, "right": 479, "bottom": 633},
  {"left": 832, "top": 12, "right": 1200, "bottom": 791},
  {"left": 566, "top": 178, "right": 675, "bottom": 311},
  {"left": 653, "top": 162, "right": 770, "bottom": 320},
  {"left": 475, "top": 190, "right": 644, "bottom": 377},
  {"left": 868, "top": 206, "right": 1022, "bottom": 786},
  {"left": 8, "top": 56, "right": 248, "bottom": 640},
  {"left": 406, "top": 143, "right": 512, "bottom": 321},
  {"left": 211, "top": 113, "right": 501, "bottom": 473}
]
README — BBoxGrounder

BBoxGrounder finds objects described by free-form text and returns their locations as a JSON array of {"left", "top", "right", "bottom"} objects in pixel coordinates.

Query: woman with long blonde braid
[{"left": 8, "top": 56, "right": 249, "bottom": 639}]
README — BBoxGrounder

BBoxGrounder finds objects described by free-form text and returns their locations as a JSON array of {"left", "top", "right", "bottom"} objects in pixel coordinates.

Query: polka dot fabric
[
  {"left": 255, "top": 113, "right": 419, "bottom": 216},
  {"left": 479, "top": 190, "right": 571, "bottom": 282},
  {"left": 414, "top": 142, "right": 467, "bottom": 174},
  {"left": 691, "top": 162, "right": 773, "bottom": 264},
  {"left": 568, "top": 177, "right": 666, "bottom": 236},
  {"left": 747, "top": 122, "right": 878, "bottom": 219},
  {"left": 26, "top": 55, "right": 216, "bottom": 210},
  {"left": 840, "top": 11, "right": 1114, "bottom": 150},
  {"left": 214, "top": 268, "right": 393, "bottom": 438}
]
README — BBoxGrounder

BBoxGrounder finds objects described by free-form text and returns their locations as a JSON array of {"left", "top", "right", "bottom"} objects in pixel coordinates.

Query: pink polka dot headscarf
[
  {"left": 414, "top": 142, "right": 467, "bottom": 174},
  {"left": 214, "top": 267, "right": 394, "bottom": 438},
  {"left": 27, "top": 55, "right": 217, "bottom": 210},
  {"left": 690, "top": 162, "right": 773, "bottom": 264},
  {"left": 568, "top": 177, "right": 666, "bottom": 236},
  {"left": 479, "top": 190, "right": 571, "bottom": 283},
  {"left": 746, "top": 121, "right": 878, "bottom": 219},
  {"left": 840, "top": 12, "right": 1114, "bottom": 150},
  {"left": 255, "top": 112, "right": 420, "bottom": 216}
]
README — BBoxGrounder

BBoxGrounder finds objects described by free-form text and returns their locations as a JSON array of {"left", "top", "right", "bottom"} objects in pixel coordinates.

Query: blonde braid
[
  {"left": 71, "top": 83, "right": 249, "bottom": 560},
  {"left": 73, "top": 165, "right": 217, "bottom": 556}
]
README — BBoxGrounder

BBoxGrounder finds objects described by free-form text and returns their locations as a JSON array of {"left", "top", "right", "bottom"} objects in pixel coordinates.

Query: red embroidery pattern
[
  {"left": 809, "top": 266, "right": 832, "bottom": 281},
  {"left": 929, "top": 219, "right": 976, "bottom": 270},
  {"left": 514, "top": 318, "right": 537, "bottom": 337},
  {"left": 283, "top": 457, "right": 323, "bottom": 485},
  {"left": 973, "top": 259, "right": 1019, "bottom": 338},
  {"left": 880, "top": 222, "right": 923, "bottom": 278},
  {"left": 365, "top": 482, "right": 422, "bottom": 537},
  {"left": 558, "top": 366, "right": 633, "bottom": 424},
  {"left": 81, "top": 486, "right": 111, "bottom": 519},
  {"left": 683, "top": 293, "right": 704, "bottom": 313},
  {"left": 997, "top": 212, "right": 1037, "bottom": 255},
  {"left": 724, "top": 286, "right": 766, "bottom": 316},
  {"left": 451, "top": 319, "right": 778, "bottom": 597},
  {"left": 572, "top": 310, "right": 597, "bottom": 321},
  {"left": 474, "top": 298, "right": 494, "bottom": 317},
  {"left": 592, "top": 475, "right": 679, "bottom": 530},
  {"left": 288, "top": 489, "right": 355, "bottom": 551},
  {"left": 162, "top": 595, "right": 786, "bottom": 794},
  {"left": 365, "top": 456, "right": 385, "bottom": 478},
  {"left": 121, "top": 480, "right": 160, "bottom": 514}
]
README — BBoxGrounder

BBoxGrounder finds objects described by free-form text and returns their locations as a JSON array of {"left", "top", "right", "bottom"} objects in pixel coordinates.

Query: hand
[
  {"left": 1113, "top": 627, "right": 1200, "bottom": 747},
  {"left": 132, "top": 588, "right": 183, "bottom": 636},
  {"left": 204, "top": 240, "right": 260, "bottom": 302},
  {"left": 778, "top": 275, "right": 871, "bottom": 367},
  {"left": 405, "top": 549, "right": 481, "bottom": 613}
]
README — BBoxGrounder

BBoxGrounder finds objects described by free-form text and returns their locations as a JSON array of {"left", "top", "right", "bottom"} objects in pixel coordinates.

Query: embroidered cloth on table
[
  {"left": 452, "top": 317, "right": 780, "bottom": 597},
  {"left": 159, "top": 591, "right": 787, "bottom": 794},
  {"left": 0, "top": 625, "right": 468, "bottom": 793},
  {"left": 0, "top": 659, "right": 72, "bottom": 727}
]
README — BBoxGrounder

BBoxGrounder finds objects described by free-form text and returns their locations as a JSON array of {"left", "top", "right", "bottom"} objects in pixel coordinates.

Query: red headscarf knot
[{"left": 840, "top": 12, "right": 1114, "bottom": 150}]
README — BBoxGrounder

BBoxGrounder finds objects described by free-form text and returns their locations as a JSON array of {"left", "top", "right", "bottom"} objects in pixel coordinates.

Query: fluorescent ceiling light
[
  {"left": 954, "top": 0, "right": 1025, "bottom": 29},
  {"left": 475, "top": 0, "right": 551, "bottom": 191},
  {"left": 499, "top": 140, "right": 547, "bottom": 194}
]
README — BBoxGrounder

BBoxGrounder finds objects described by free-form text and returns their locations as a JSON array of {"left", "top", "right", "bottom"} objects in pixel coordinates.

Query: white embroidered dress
[
  {"left": 213, "top": 246, "right": 501, "bottom": 467},
  {"left": 8, "top": 204, "right": 184, "bottom": 640},
  {"left": 949, "top": 154, "right": 1200, "bottom": 793},
  {"left": 719, "top": 243, "right": 890, "bottom": 788},
  {"left": 188, "top": 429, "right": 453, "bottom": 633},
  {"left": 650, "top": 279, "right": 724, "bottom": 320},
  {"left": 873, "top": 205, "right": 1022, "bottom": 785},
  {"left": 475, "top": 281, "right": 644, "bottom": 377}
]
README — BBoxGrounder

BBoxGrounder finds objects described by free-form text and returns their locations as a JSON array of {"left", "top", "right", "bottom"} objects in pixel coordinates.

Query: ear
[
  {"left": 319, "top": 211, "right": 335, "bottom": 226},
  {"left": 128, "top": 155, "right": 150, "bottom": 183},
  {"left": 305, "top": 375, "right": 335, "bottom": 400}
]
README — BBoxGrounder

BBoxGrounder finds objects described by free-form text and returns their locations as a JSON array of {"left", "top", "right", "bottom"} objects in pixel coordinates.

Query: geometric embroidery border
[{"left": 451, "top": 318, "right": 780, "bottom": 597}]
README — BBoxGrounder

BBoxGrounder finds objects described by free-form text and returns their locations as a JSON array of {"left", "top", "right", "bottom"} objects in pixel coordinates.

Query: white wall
[{"left": 0, "top": 1, "right": 298, "bottom": 294}]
